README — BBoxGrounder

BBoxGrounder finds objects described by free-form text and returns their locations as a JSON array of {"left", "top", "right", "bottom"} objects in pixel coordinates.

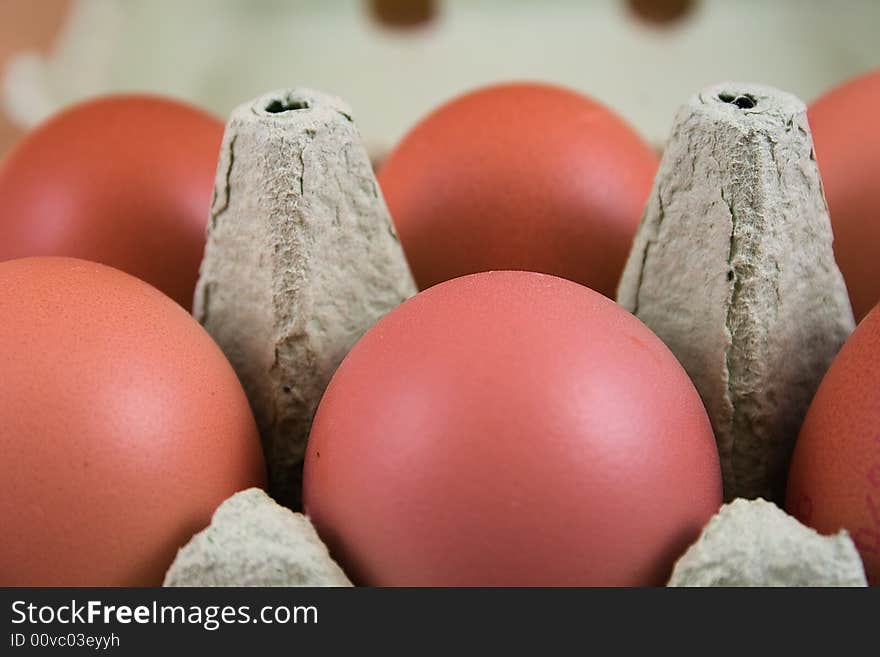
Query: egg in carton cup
[{"left": 165, "top": 83, "right": 868, "bottom": 587}]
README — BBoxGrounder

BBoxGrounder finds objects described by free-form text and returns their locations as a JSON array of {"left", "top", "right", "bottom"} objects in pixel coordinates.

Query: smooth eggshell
[
  {"left": 0, "top": 257, "right": 266, "bottom": 586},
  {"left": 303, "top": 271, "right": 722, "bottom": 586},
  {"left": 377, "top": 82, "right": 659, "bottom": 295},
  {"left": 809, "top": 69, "right": 880, "bottom": 321},
  {"left": 786, "top": 303, "right": 880, "bottom": 585},
  {"left": 0, "top": 94, "right": 223, "bottom": 310}
]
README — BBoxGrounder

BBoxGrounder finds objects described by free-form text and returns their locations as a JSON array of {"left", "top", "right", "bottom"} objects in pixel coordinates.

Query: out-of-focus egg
[
  {"left": 809, "top": 69, "right": 880, "bottom": 321},
  {"left": 0, "top": 257, "right": 265, "bottom": 586},
  {"left": 786, "top": 303, "right": 880, "bottom": 585},
  {"left": 0, "top": 94, "right": 224, "bottom": 310},
  {"left": 303, "top": 271, "right": 722, "bottom": 586},
  {"left": 377, "top": 82, "right": 659, "bottom": 296}
]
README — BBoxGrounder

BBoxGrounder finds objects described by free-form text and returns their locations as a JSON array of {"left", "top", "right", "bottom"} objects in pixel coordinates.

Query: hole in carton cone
[
  {"left": 265, "top": 98, "right": 310, "bottom": 113},
  {"left": 718, "top": 92, "right": 756, "bottom": 109}
]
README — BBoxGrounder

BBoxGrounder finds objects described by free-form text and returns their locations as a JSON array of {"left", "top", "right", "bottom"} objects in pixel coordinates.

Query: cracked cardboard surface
[
  {"left": 617, "top": 82, "right": 854, "bottom": 503},
  {"left": 193, "top": 89, "right": 417, "bottom": 509}
]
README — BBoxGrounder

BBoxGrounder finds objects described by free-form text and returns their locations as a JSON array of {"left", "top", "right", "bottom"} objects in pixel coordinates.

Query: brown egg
[
  {"left": 809, "top": 69, "right": 880, "bottom": 321},
  {"left": 786, "top": 303, "right": 880, "bottom": 585},
  {"left": 303, "top": 271, "right": 721, "bottom": 586},
  {"left": 0, "top": 257, "right": 265, "bottom": 586},
  {"left": 0, "top": 94, "right": 223, "bottom": 310},
  {"left": 377, "top": 82, "right": 659, "bottom": 296}
]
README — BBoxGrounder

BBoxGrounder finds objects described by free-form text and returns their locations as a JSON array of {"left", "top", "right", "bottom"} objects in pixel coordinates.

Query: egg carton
[{"left": 164, "top": 83, "right": 867, "bottom": 587}]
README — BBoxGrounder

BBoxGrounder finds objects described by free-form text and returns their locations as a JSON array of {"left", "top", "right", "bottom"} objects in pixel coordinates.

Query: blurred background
[{"left": 2, "top": 0, "right": 879, "bottom": 160}]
